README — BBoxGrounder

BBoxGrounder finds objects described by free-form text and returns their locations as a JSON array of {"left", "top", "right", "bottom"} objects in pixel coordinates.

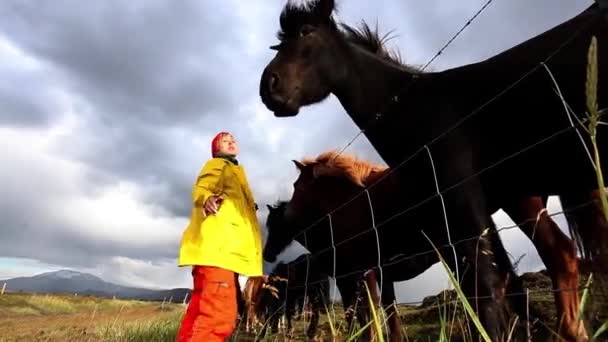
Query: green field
[
  {"left": 0, "top": 293, "right": 182, "bottom": 341},
  {"left": 0, "top": 271, "right": 606, "bottom": 341}
]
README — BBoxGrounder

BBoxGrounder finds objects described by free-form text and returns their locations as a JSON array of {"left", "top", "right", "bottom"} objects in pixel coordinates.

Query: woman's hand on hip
[{"left": 204, "top": 195, "right": 223, "bottom": 215}]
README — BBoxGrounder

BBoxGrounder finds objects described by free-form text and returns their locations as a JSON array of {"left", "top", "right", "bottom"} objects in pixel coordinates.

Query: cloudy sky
[{"left": 0, "top": 0, "right": 593, "bottom": 302}]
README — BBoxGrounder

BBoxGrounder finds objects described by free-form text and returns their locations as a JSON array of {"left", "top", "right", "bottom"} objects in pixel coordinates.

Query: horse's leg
[
  {"left": 235, "top": 274, "right": 245, "bottom": 318},
  {"left": 353, "top": 274, "right": 377, "bottom": 342},
  {"left": 443, "top": 186, "right": 517, "bottom": 341},
  {"left": 335, "top": 277, "right": 352, "bottom": 329},
  {"left": 378, "top": 271, "right": 402, "bottom": 342},
  {"left": 269, "top": 303, "right": 280, "bottom": 334},
  {"left": 455, "top": 235, "right": 509, "bottom": 340},
  {"left": 245, "top": 303, "right": 251, "bottom": 333},
  {"left": 503, "top": 196, "right": 587, "bottom": 341},
  {"left": 337, "top": 276, "right": 371, "bottom": 340},
  {"left": 363, "top": 269, "right": 380, "bottom": 307},
  {"left": 307, "top": 291, "right": 322, "bottom": 339},
  {"left": 363, "top": 270, "right": 380, "bottom": 342},
  {"left": 487, "top": 210, "right": 529, "bottom": 337},
  {"left": 285, "top": 294, "right": 295, "bottom": 336},
  {"left": 336, "top": 277, "right": 357, "bottom": 333}
]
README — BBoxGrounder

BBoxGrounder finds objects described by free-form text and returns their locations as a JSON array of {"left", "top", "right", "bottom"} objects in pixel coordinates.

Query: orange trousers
[{"left": 177, "top": 266, "right": 238, "bottom": 342}]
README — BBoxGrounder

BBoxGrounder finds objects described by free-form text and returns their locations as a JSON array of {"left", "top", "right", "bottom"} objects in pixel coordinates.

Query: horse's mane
[
  {"left": 340, "top": 22, "right": 404, "bottom": 66},
  {"left": 278, "top": 0, "right": 418, "bottom": 70},
  {"left": 301, "top": 150, "right": 388, "bottom": 187}
]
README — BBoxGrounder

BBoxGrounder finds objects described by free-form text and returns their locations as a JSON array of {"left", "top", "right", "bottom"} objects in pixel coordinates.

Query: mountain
[{"left": 0, "top": 270, "right": 190, "bottom": 302}]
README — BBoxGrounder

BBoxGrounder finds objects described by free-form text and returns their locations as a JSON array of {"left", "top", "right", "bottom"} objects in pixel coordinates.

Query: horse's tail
[
  {"left": 561, "top": 189, "right": 608, "bottom": 272},
  {"left": 566, "top": 216, "right": 594, "bottom": 263}
]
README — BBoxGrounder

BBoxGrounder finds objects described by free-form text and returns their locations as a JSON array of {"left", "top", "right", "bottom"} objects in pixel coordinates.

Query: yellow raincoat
[{"left": 178, "top": 157, "right": 263, "bottom": 277}]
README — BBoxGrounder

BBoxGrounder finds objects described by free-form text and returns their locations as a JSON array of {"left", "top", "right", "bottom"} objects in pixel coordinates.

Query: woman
[{"left": 177, "top": 131, "right": 263, "bottom": 342}]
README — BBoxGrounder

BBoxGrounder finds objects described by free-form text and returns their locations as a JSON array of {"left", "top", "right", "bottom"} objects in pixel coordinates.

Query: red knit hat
[{"left": 211, "top": 131, "right": 229, "bottom": 157}]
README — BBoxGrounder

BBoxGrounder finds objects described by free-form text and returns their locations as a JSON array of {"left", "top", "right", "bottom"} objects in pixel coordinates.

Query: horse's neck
[{"left": 333, "top": 45, "right": 416, "bottom": 127}]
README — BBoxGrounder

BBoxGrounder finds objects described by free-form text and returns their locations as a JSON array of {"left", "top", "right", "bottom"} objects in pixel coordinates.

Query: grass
[
  {"left": 0, "top": 293, "right": 182, "bottom": 342},
  {"left": 0, "top": 269, "right": 605, "bottom": 341},
  {"left": 96, "top": 308, "right": 183, "bottom": 342},
  {"left": 585, "top": 36, "right": 608, "bottom": 222},
  {"left": 585, "top": 34, "right": 608, "bottom": 342},
  {"left": 0, "top": 293, "right": 146, "bottom": 316}
]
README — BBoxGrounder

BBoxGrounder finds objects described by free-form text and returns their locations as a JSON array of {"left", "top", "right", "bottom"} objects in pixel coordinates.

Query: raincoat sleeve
[{"left": 192, "top": 158, "right": 226, "bottom": 208}]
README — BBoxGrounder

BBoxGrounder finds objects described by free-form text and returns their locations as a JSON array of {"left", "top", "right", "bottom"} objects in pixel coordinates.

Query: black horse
[{"left": 264, "top": 255, "right": 330, "bottom": 339}]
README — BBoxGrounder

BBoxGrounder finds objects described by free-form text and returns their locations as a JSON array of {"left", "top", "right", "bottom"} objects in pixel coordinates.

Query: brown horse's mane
[
  {"left": 301, "top": 150, "right": 388, "bottom": 187},
  {"left": 278, "top": 0, "right": 419, "bottom": 70}
]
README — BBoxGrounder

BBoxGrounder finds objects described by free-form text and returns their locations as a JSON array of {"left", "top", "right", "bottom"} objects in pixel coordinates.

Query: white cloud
[
  {"left": 0, "top": 258, "right": 64, "bottom": 281},
  {"left": 91, "top": 256, "right": 190, "bottom": 290}
]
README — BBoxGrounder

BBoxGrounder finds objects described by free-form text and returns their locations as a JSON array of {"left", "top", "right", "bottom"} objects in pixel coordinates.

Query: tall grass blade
[
  {"left": 438, "top": 298, "right": 448, "bottom": 342},
  {"left": 586, "top": 36, "right": 608, "bottom": 221},
  {"left": 364, "top": 281, "right": 385, "bottom": 342},
  {"left": 579, "top": 273, "right": 593, "bottom": 322},
  {"left": 346, "top": 320, "right": 375, "bottom": 342},
  {"left": 323, "top": 300, "right": 337, "bottom": 339}
]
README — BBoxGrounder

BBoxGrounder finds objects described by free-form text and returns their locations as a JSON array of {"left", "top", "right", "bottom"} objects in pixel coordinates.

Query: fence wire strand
[{"left": 284, "top": 197, "right": 599, "bottom": 290}]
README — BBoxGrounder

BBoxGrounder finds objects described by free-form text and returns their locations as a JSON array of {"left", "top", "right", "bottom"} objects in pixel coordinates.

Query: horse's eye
[{"left": 299, "top": 25, "right": 315, "bottom": 37}]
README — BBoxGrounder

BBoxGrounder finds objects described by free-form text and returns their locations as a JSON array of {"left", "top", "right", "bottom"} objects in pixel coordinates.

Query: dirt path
[{"left": 0, "top": 305, "right": 180, "bottom": 342}]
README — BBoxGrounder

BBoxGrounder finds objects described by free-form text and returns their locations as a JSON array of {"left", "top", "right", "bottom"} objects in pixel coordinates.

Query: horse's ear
[
  {"left": 266, "top": 204, "right": 273, "bottom": 211},
  {"left": 292, "top": 159, "right": 305, "bottom": 171},
  {"left": 314, "top": 0, "right": 334, "bottom": 21}
]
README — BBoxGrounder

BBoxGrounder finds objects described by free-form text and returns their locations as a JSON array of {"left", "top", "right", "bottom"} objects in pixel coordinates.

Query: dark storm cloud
[
  {"left": 0, "top": 67, "right": 63, "bottom": 128},
  {"left": 0, "top": 0, "right": 273, "bottom": 218},
  {"left": 0, "top": 224, "right": 178, "bottom": 269},
  {"left": 0, "top": 0, "right": 243, "bottom": 126}
]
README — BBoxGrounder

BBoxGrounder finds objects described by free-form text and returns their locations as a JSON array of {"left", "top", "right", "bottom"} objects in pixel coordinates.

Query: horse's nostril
[{"left": 269, "top": 73, "right": 279, "bottom": 92}]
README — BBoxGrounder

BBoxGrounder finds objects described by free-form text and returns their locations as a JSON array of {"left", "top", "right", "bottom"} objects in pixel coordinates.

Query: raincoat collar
[{"left": 215, "top": 153, "right": 238, "bottom": 165}]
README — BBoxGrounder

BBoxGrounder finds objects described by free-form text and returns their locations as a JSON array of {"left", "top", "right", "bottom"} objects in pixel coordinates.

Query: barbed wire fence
[{"left": 253, "top": 1, "right": 607, "bottom": 340}]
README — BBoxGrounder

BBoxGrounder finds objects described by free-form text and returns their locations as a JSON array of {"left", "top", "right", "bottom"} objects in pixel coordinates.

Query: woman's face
[{"left": 217, "top": 133, "right": 239, "bottom": 156}]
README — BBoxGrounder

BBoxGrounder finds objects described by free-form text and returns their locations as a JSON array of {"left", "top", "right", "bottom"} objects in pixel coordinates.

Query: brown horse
[
  {"left": 267, "top": 150, "right": 595, "bottom": 341},
  {"left": 242, "top": 275, "right": 273, "bottom": 333},
  {"left": 259, "top": 1, "right": 608, "bottom": 339}
]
